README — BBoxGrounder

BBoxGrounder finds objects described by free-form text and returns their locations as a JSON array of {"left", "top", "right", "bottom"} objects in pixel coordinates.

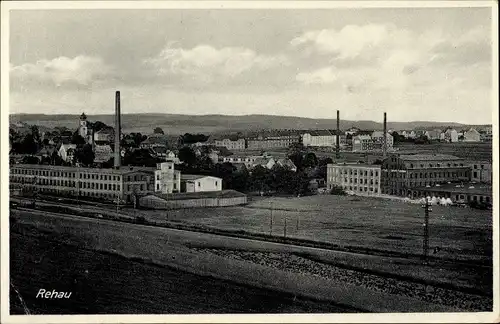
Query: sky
[{"left": 8, "top": 6, "right": 494, "bottom": 123}]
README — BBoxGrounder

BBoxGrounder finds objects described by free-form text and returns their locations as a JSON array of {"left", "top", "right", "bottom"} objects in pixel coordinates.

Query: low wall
[{"left": 140, "top": 196, "right": 248, "bottom": 209}]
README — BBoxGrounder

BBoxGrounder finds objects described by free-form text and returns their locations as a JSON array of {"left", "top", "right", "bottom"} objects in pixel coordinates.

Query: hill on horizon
[{"left": 9, "top": 113, "right": 489, "bottom": 135}]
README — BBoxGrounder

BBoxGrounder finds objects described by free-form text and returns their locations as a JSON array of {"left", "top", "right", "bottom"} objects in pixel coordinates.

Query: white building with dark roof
[
  {"left": 181, "top": 175, "right": 222, "bottom": 193},
  {"left": 302, "top": 130, "right": 336, "bottom": 147}
]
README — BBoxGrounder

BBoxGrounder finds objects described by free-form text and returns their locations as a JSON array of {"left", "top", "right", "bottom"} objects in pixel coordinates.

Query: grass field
[
  {"left": 10, "top": 224, "right": 353, "bottom": 314},
  {"left": 135, "top": 195, "right": 492, "bottom": 262},
  {"left": 12, "top": 210, "right": 489, "bottom": 312}
]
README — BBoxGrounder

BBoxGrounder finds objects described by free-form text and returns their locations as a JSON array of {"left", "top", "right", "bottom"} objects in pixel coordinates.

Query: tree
[
  {"left": 30, "top": 125, "right": 41, "bottom": 145},
  {"left": 123, "top": 149, "right": 160, "bottom": 167},
  {"left": 71, "top": 132, "right": 86, "bottom": 145},
  {"left": 21, "top": 155, "right": 39, "bottom": 165},
  {"left": 330, "top": 185, "right": 347, "bottom": 195},
  {"left": 180, "top": 133, "right": 209, "bottom": 145},
  {"left": 303, "top": 152, "right": 318, "bottom": 168},
  {"left": 19, "top": 134, "right": 39, "bottom": 154},
  {"left": 153, "top": 127, "right": 164, "bottom": 135},
  {"left": 287, "top": 171, "right": 309, "bottom": 196},
  {"left": 50, "top": 151, "right": 64, "bottom": 166},
  {"left": 232, "top": 169, "right": 250, "bottom": 192},
  {"left": 315, "top": 157, "right": 334, "bottom": 179},
  {"left": 178, "top": 146, "right": 197, "bottom": 167},
  {"left": 288, "top": 142, "right": 305, "bottom": 156},
  {"left": 74, "top": 144, "right": 95, "bottom": 166},
  {"left": 250, "top": 165, "right": 273, "bottom": 194},
  {"left": 90, "top": 121, "right": 108, "bottom": 132},
  {"left": 212, "top": 162, "right": 236, "bottom": 189}
]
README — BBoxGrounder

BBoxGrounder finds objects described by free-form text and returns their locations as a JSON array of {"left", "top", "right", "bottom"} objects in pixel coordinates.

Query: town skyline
[{"left": 8, "top": 7, "right": 494, "bottom": 124}]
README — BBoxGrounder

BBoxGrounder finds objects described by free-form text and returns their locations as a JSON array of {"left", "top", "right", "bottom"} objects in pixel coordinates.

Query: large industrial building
[
  {"left": 326, "top": 163, "right": 382, "bottom": 195},
  {"left": 326, "top": 153, "right": 487, "bottom": 202},
  {"left": 10, "top": 163, "right": 156, "bottom": 203},
  {"left": 381, "top": 154, "right": 471, "bottom": 196}
]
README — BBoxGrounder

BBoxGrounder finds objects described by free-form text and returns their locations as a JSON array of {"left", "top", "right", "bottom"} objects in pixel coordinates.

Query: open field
[
  {"left": 10, "top": 227, "right": 353, "bottom": 314},
  {"left": 11, "top": 210, "right": 489, "bottom": 312},
  {"left": 135, "top": 195, "right": 492, "bottom": 263},
  {"left": 394, "top": 142, "right": 492, "bottom": 161}
]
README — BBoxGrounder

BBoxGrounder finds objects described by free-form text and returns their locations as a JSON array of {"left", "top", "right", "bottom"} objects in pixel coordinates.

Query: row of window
[
  {"left": 35, "top": 187, "right": 118, "bottom": 199},
  {"left": 408, "top": 163, "right": 465, "bottom": 168},
  {"left": 331, "top": 177, "right": 379, "bottom": 186},
  {"left": 329, "top": 184, "right": 379, "bottom": 193},
  {"left": 330, "top": 169, "right": 379, "bottom": 177},
  {"left": 408, "top": 171, "right": 467, "bottom": 179},
  {"left": 11, "top": 168, "right": 122, "bottom": 181},
  {"left": 80, "top": 182, "right": 121, "bottom": 191}
]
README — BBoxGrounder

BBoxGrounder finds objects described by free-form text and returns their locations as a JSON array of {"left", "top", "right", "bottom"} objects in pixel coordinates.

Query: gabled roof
[
  {"left": 181, "top": 174, "right": 219, "bottom": 181},
  {"left": 305, "top": 130, "right": 332, "bottom": 136},
  {"left": 399, "top": 154, "right": 462, "bottom": 161},
  {"left": 253, "top": 157, "right": 274, "bottom": 166},
  {"left": 59, "top": 144, "right": 77, "bottom": 150},
  {"left": 277, "top": 158, "right": 296, "bottom": 169},
  {"left": 36, "top": 146, "right": 56, "bottom": 156}
]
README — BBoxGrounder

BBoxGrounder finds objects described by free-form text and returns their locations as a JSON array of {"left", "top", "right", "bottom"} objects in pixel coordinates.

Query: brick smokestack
[
  {"left": 336, "top": 110, "right": 340, "bottom": 159},
  {"left": 383, "top": 112, "right": 387, "bottom": 158},
  {"left": 114, "top": 91, "right": 121, "bottom": 168}
]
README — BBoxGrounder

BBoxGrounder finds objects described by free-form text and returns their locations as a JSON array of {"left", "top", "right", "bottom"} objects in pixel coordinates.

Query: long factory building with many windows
[
  {"left": 10, "top": 162, "right": 224, "bottom": 203},
  {"left": 326, "top": 163, "right": 381, "bottom": 195},
  {"left": 10, "top": 164, "right": 157, "bottom": 203}
]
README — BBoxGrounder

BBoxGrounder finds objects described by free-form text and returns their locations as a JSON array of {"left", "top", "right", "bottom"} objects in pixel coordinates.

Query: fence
[{"left": 139, "top": 195, "right": 248, "bottom": 210}]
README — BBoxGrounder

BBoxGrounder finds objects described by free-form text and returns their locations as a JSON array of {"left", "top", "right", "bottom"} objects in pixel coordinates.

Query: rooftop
[
  {"left": 399, "top": 154, "right": 463, "bottom": 161},
  {"left": 11, "top": 163, "right": 156, "bottom": 175},
  {"left": 180, "top": 174, "right": 220, "bottom": 181},
  {"left": 329, "top": 162, "right": 381, "bottom": 168}
]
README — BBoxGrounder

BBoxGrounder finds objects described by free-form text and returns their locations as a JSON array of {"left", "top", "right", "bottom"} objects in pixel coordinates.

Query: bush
[
  {"left": 135, "top": 216, "right": 147, "bottom": 224},
  {"left": 330, "top": 185, "right": 347, "bottom": 196}
]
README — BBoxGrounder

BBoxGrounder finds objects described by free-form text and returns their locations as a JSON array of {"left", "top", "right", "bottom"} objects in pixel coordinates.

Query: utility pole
[
  {"left": 421, "top": 197, "right": 432, "bottom": 262},
  {"left": 284, "top": 216, "right": 287, "bottom": 238}
]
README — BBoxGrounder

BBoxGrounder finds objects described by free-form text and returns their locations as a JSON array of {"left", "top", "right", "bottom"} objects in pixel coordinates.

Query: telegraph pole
[
  {"left": 422, "top": 197, "right": 432, "bottom": 262},
  {"left": 284, "top": 216, "right": 287, "bottom": 238}
]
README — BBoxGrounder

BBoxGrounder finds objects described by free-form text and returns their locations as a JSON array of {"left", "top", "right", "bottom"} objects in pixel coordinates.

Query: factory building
[
  {"left": 381, "top": 154, "right": 471, "bottom": 197},
  {"left": 10, "top": 164, "right": 156, "bottom": 203},
  {"left": 326, "top": 163, "right": 382, "bottom": 195},
  {"left": 408, "top": 183, "right": 492, "bottom": 204}
]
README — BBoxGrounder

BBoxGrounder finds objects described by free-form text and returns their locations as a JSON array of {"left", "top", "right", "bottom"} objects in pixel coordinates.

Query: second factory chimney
[
  {"left": 383, "top": 112, "right": 387, "bottom": 158},
  {"left": 114, "top": 91, "right": 121, "bottom": 168}
]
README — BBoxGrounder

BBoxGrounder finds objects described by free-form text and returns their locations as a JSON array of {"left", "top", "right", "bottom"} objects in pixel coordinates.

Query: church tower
[{"left": 79, "top": 112, "right": 88, "bottom": 138}]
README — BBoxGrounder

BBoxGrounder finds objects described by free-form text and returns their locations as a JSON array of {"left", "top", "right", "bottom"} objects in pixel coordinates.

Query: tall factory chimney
[
  {"left": 114, "top": 91, "right": 121, "bottom": 168},
  {"left": 383, "top": 112, "right": 387, "bottom": 158},
  {"left": 336, "top": 110, "right": 340, "bottom": 159}
]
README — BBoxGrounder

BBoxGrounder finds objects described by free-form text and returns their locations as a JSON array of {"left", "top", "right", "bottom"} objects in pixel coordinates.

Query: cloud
[
  {"left": 10, "top": 56, "right": 112, "bottom": 88},
  {"left": 429, "top": 26, "right": 491, "bottom": 66},
  {"left": 144, "top": 43, "right": 290, "bottom": 84},
  {"left": 291, "top": 23, "right": 490, "bottom": 94},
  {"left": 291, "top": 24, "right": 390, "bottom": 59},
  {"left": 296, "top": 66, "right": 338, "bottom": 85}
]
